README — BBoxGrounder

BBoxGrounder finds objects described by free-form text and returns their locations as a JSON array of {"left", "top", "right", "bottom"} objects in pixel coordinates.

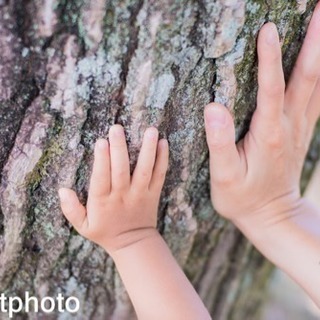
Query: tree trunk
[{"left": 0, "top": 0, "right": 319, "bottom": 319}]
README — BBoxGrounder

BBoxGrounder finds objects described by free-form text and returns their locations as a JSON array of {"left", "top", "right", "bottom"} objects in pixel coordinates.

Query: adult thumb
[{"left": 204, "top": 103, "right": 240, "bottom": 183}]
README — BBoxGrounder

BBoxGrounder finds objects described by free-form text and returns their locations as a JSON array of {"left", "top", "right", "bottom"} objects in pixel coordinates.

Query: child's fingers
[
  {"left": 109, "top": 125, "right": 130, "bottom": 191},
  {"left": 89, "top": 139, "right": 111, "bottom": 197},
  {"left": 256, "top": 22, "right": 285, "bottom": 123},
  {"left": 285, "top": 3, "right": 320, "bottom": 118},
  {"left": 131, "top": 127, "right": 159, "bottom": 191},
  {"left": 149, "top": 139, "right": 169, "bottom": 192},
  {"left": 58, "top": 188, "right": 88, "bottom": 233},
  {"left": 306, "top": 78, "right": 320, "bottom": 129},
  {"left": 204, "top": 103, "right": 241, "bottom": 184}
]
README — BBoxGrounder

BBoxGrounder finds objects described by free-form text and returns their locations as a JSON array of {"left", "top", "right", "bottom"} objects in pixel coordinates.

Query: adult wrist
[{"left": 231, "top": 195, "right": 304, "bottom": 242}]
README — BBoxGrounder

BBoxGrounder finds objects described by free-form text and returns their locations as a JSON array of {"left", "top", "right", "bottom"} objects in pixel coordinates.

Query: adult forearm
[
  {"left": 234, "top": 198, "right": 320, "bottom": 308},
  {"left": 108, "top": 229, "right": 211, "bottom": 320}
]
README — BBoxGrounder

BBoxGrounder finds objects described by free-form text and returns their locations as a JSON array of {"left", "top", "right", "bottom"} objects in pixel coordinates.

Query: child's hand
[
  {"left": 58, "top": 125, "right": 168, "bottom": 256},
  {"left": 59, "top": 126, "right": 211, "bottom": 320},
  {"left": 204, "top": 6, "right": 320, "bottom": 228}
]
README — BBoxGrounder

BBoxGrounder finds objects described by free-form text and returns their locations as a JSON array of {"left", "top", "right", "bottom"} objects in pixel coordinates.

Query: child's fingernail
[
  {"left": 145, "top": 127, "right": 158, "bottom": 139},
  {"left": 58, "top": 188, "right": 68, "bottom": 201},
  {"left": 96, "top": 139, "right": 108, "bottom": 150},
  {"left": 111, "top": 125, "right": 124, "bottom": 137},
  {"left": 205, "top": 106, "right": 227, "bottom": 128},
  {"left": 159, "top": 139, "right": 168, "bottom": 149},
  {"left": 266, "top": 24, "right": 278, "bottom": 45}
]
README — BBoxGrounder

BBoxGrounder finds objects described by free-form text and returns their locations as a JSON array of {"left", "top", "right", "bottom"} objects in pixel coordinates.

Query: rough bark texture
[{"left": 0, "top": 0, "right": 319, "bottom": 319}]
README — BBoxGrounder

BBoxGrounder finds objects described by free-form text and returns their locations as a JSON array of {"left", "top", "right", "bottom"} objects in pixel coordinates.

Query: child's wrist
[{"left": 103, "top": 227, "right": 160, "bottom": 258}]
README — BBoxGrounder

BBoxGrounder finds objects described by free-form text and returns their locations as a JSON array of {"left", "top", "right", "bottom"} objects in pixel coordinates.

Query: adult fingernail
[
  {"left": 205, "top": 105, "right": 227, "bottom": 128},
  {"left": 266, "top": 23, "right": 278, "bottom": 45}
]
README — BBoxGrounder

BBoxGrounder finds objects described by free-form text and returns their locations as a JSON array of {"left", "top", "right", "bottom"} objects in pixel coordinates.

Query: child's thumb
[
  {"left": 58, "top": 188, "right": 87, "bottom": 232},
  {"left": 204, "top": 103, "right": 240, "bottom": 183}
]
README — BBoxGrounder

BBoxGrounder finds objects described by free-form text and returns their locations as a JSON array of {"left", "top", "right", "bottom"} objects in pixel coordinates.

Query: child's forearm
[
  {"left": 234, "top": 198, "right": 320, "bottom": 308},
  {"left": 108, "top": 229, "right": 212, "bottom": 320}
]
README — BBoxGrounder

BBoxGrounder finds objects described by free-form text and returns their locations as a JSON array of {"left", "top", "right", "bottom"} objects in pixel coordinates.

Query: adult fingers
[
  {"left": 131, "top": 127, "right": 159, "bottom": 191},
  {"left": 285, "top": 3, "right": 320, "bottom": 117},
  {"left": 204, "top": 103, "right": 241, "bottom": 184},
  {"left": 89, "top": 139, "right": 111, "bottom": 197},
  {"left": 256, "top": 22, "right": 285, "bottom": 123},
  {"left": 149, "top": 139, "right": 169, "bottom": 192},
  {"left": 58, "top": 188, "right": 88, "bottom": 233},
  {"left": 109, "top": 125, "right": 130, "bottom": 192}
]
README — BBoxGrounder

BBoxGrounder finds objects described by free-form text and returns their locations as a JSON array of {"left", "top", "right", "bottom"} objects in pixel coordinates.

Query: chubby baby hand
[{"left": 58, "top": 125, "right": 168, "bottom": 256}]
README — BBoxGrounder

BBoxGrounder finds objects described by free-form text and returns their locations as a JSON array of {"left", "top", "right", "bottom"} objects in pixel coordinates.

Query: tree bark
[{"left": 0, "top": 0, "right": 319, "bottom": 319}]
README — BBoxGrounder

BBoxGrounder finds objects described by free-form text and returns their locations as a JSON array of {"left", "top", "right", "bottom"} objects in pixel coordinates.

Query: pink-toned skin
[
  {"left": 58, "top": 2, "right": 320, "bottom": 318},
  {"left": 58, "top": 125, "right": 211, "bottom": 320},
  {"left": 204, "top": 3, "right": 320, "bottom": 309}
]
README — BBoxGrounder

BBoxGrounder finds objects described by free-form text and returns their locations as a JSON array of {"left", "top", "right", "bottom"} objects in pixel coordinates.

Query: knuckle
[
  {"left": 262, "top": 81, "right": 285, "bottom": 97},
  {"left": 296, "top": 62, "right": 319, "bottom": 83},
  {"left": 127, "top": 191, "right": 146, "bottom": 207},
  {"left": 158, "top": 171, "right": 167, "bottom": 180},
  {"left": 264, "top": 52, "right": 282, "bottom": 68},
  {"left": 156, "top": 171, "right": 167, "bottom": 184},
  {"left": 116, "top": 168, "right": 129, "bottom": 178},
  {"left": 140, "top": 169, "right": 150, "bottom": 179},
  {"left": 292, "top": 120, "right": 309, "bottom": 150},
  {"left": 110, "top": 143, "right": 126, "bottom": 150},
  {"left": 130, "top": 192, "right": 144, "bottom": 204},
  {"left": 266, "top": 131, "right": 284, "bottom": 148},
  {"left": 270, "top": 82, "right": 285, "bottom": 96},
  {"left": 208, "top": 137, "right": 230, "bottom": 152},
  {"left": 212, "top": 170, "right": 236, "bottom": 186},
  {"left": 109, "top": 192, "right": 126, "bottom": 204},
  {"left": 270, "top": 52, "right": 281, "bottom": 63},
  {"left": 303, "top": 70, "right": 318, "bottom": 83}
]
